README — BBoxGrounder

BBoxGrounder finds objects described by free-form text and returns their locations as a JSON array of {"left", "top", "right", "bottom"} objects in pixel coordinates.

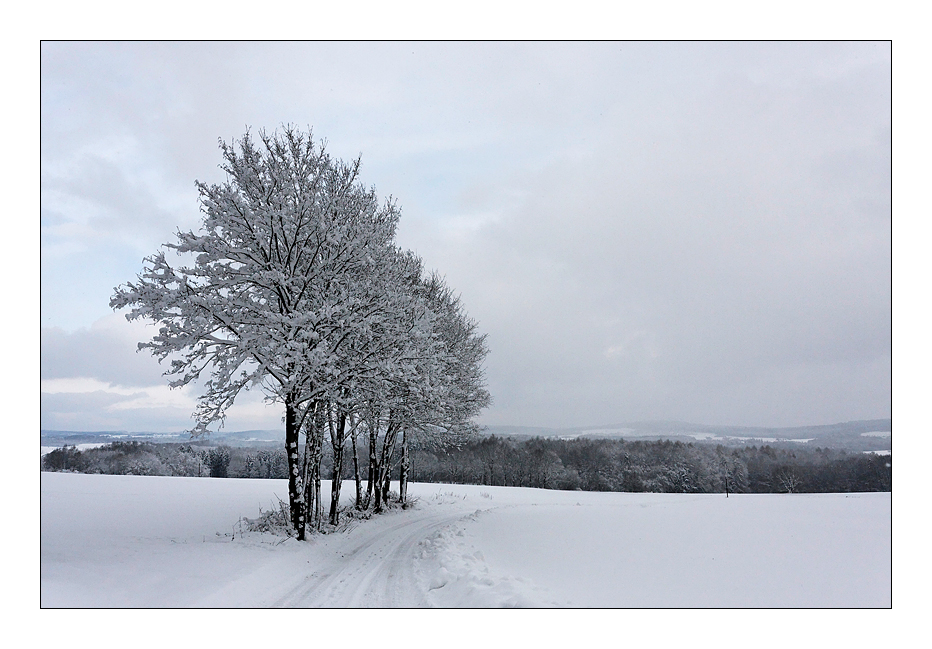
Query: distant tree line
[
  {"left": 42, "top": 442, "right": 288, "bottom": 480},
  {"left": 408, "top": 436, "right": 891, "bottom": 494},
  {"left": 43, "top": 435, "right": 890, "bottom": 494}
]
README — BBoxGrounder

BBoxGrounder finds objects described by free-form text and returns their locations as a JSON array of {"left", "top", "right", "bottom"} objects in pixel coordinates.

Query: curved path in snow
[{"left": 265, "top": 508, "right": 469, "bottom": 607}]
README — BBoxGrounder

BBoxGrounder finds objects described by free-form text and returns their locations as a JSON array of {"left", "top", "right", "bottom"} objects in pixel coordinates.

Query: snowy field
[{"left": 40, "top": 472, "right": 890, "bottom": 608}]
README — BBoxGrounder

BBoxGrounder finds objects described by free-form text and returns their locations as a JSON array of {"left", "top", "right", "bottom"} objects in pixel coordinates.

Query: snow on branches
[{"left": 111, "top": 125, "right": 490, "bottom": 538}]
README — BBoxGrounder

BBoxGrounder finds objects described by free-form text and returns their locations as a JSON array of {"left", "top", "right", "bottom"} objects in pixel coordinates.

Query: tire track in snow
[{"left": 268, "top": 508, "right": 477, "bottom": 607}]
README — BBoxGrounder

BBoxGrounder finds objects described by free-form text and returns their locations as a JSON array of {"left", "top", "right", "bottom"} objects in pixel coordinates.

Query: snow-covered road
[
  {"left": 241, "top": 509, "right": 476, "bottom": 607},
  {"left": 196, "top": 491, "right": 555, "bottom": 607}
]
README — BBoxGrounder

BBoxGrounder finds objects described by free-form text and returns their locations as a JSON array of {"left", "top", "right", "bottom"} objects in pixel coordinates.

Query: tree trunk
[
  {"left": 285, "top": 396, "right": 306, "bottom": 541},
  {"left": 383, "top": 463, "right": 391, "bottom": 505},
  {"left": 302, "top": 412, "right": 315, "bottom": 536},
  {"left": 302, "top": 401, "right": 325, "bottom": 534},
  {"left": 366, "top": 419, "right": 379, "bottom": 509},
  {"left": 374, "top": 420, "right": 399, "bottom": 512},
  {"left": 305, "top": 438, "right": 322, "bottom": 531},
  {"left": 329, "top": 408, "right": 347, "bottom": 526},
  {"left": 399, "top": 427, "right": 409, "bottom": 505},
  {"left": 314, "top": 453, "right": 322, "bottom": 531},
  {"left": 352, "top": 427, "right": 363, "bottom": 510}
]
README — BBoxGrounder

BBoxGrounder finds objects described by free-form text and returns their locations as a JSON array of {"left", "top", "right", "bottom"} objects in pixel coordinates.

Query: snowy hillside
[
  {"left": 484, "top": 418, "right": 892, "bottom": 453},
  {"left": 40, "top": 473, "right": 890, "bottom": 608}
]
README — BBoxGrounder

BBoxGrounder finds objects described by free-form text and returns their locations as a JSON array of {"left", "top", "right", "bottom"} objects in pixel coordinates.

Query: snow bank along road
[{"left": 40, "top": 473, "right": 891, "bottom": 607}]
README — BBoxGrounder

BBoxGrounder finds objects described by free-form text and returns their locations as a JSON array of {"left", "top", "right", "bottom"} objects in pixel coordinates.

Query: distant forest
[{"left": 42, "top": 435, "right": 890, "bottom": 494}]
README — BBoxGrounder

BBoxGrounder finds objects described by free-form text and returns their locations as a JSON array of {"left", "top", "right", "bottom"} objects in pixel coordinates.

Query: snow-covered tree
[
  {"left": 333, "top": 267, "right": 490, "bottom": 514},
  {"left": 383, "top": 271, "right": 492, "bottom": 507},
  {"left": 112, "top": 125, "right": 493, "bottom": 537},
  {"left": 111, "top": 126, "right": 403, "bottom": 540},
  {"left": 113, "top": 125, "right": 491, "bottom": 537}
]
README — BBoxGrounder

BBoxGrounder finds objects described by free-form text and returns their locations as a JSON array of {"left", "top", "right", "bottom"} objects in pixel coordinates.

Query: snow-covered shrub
[{"left": 238, "top": 497, "right": 293, "bottom": 537}]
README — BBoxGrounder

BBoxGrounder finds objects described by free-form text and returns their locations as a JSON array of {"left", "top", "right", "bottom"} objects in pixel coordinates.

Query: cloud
[
  {"left": 39, "top": 385, "right": 195, "bottom": 432},
  {"left": 40, "top": 377, "right": 195, "bottom": 411},
  {"left": 401, "top": 46, "right": 890, "bottom": 428},
  {"left": 41, "top": 314, "right": 169, "bottom": 387},
  {"left": 39, "top": 313, "right": 287, "bottom": 432},
  {"left": 39, "top": 42, "right": 891, "bottom": 430}
]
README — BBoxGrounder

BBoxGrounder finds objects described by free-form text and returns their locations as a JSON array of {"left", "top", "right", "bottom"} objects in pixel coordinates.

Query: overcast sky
[{"left": 39, "top": 41, "right": 891, "bottom": 433}]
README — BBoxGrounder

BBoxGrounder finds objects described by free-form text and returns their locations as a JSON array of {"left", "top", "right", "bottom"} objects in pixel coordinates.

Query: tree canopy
[{"left": 112, "top": 126, "right": 490, "bottom": 538}]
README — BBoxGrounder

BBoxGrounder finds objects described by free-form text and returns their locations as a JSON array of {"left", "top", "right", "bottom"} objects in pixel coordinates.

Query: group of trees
[
  {"left": 409, "top": 436, "right": 892, "bottom": 494},
  {"left": 110, "top": 126, "right": 490, "bottom": 539}
]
